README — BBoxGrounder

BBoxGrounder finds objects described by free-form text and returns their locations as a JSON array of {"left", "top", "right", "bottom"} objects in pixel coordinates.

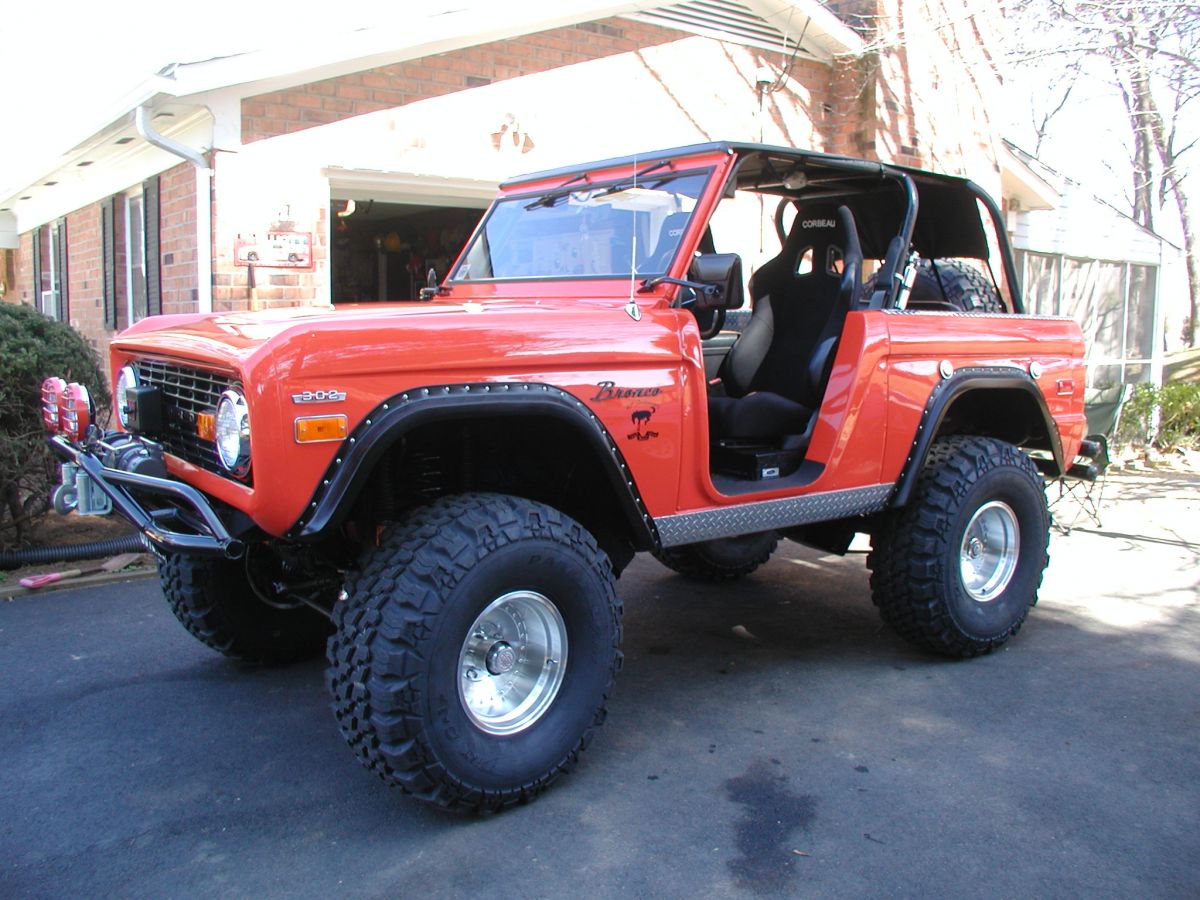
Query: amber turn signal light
[
  {"left": 196, "top": 411, "right": 216, "bottom": 442},
  {"left": 295, "top": 415, "right": 348, "bottom": 444}
]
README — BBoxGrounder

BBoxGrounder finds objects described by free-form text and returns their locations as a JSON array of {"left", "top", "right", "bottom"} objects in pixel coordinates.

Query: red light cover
[
  {"left": 41, "top": 377, "right": 67, "bottom": 433},
  {"left": 59, "top": 383, "right": 92, "bottom": 441}
]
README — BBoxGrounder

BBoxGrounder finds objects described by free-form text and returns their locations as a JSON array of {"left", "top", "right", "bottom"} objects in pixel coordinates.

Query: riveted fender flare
[
  {"left": 286, "top": 382, "right": 658, "bottom": 548},
  {"left": 890, "top": 367, "right": 1064, "bottom": 508}
]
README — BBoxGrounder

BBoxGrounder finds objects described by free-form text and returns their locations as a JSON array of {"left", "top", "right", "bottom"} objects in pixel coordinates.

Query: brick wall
[
  {"left": 64, "top": 202, "right": 105, "bottom": 354},
  {"left": 828, "top": 55, "right": 877, "bottom": 158},
  {"left": 242, "top": 18, "right": 685, "bottom": 142},
  {"left": 160, "top": 162, "right": 198, "bottom": 315},
  {"left": 8, "top": 162, "right": 203, "bottom": 350},
  {"left": 822, "top": 0, "right": 1003, "bottom": 186},
  {"left": 210, "top": 148, "right": 329, "bottom": 312},
  {"left": 211, "top": 208, "right": 329, "bottom": 311}
]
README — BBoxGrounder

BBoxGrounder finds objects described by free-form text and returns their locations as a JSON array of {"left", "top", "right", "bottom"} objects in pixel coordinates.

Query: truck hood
[{"left": 111, "top": 297, "right": 677, "bottom": 383}]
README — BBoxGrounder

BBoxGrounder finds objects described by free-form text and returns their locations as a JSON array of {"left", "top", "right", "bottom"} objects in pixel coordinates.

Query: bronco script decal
[{"left": 592, "top": 381, "right": 661, "bottom": 402}]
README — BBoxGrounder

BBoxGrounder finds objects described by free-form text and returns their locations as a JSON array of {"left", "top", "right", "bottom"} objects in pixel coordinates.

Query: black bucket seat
[{"left": 708, "top": 204, "right": 863, "bottom": 444}]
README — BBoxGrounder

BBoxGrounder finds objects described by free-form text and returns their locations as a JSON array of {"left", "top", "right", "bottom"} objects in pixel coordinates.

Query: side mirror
[{"left": 689, "top": 253, "right": 744, "bottom": 310}]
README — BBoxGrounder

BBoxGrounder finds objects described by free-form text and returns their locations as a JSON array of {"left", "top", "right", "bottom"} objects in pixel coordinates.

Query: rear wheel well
[
  {"left": 892, "top": 381, "right": 1062, "bottom": 509},
  {"left": 344, "top": 414, "right": 648, "bottom": 573},
  {"left": 936, "top": 388, "right": 1053, "bottom": 453}
]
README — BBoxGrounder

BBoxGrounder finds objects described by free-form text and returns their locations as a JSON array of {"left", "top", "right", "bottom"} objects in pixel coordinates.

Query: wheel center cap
[
  {"left": 967, "top": 537, "right": 984, "bottom": 559},
  {"left": 486, "top": 641, "right": 518, "bottom": 675}
]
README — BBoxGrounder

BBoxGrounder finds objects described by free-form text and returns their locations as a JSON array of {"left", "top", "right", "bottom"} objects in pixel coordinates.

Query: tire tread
[
  {"left": 326, "top": 492, "right": 622, "bottom": 812},
  {"left": 868, "top": 436, "right": 1049, "bottom": 658}
]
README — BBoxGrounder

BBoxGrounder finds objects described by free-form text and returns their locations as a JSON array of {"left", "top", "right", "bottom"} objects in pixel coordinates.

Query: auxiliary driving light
[
  {"left": 41, "top": 377, "right": 67, "bottom": 433},
  {"left": 58, "top": 382, "right": 93, "bottom": 442}
]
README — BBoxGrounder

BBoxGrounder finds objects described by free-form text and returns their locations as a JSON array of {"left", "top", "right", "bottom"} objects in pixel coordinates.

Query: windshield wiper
[
  {"left": 522, "top": 159, "right": 676, "bottom": 210},
  {"left": 595, "top": 160, "right": 674, "bottom": 198},
  {"left": 523, "top": 172, "right": 592, "bottom": 210}
]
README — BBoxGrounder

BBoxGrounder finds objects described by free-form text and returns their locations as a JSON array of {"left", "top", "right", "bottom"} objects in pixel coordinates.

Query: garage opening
[{"left": 330, "top": 199, "right": 485, "bottom": 302}]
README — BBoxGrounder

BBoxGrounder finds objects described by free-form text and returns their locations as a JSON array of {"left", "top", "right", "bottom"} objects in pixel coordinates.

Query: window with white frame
[
  {"left": 125, "top": 189, "right": 148, "bottom": 323},
  {"left": 36, "top": 221, "right": 67, "bottom": 321}
]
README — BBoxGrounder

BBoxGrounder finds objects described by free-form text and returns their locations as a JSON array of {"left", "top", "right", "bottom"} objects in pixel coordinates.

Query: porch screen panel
[
  {"left": 1061, "top": 259, "right": 1098, "bottom": 348},
  {"left": 1022, "top": 251, "right": 1058, "bottom": 316},
  {"left": 1126, "top": 265, "right": 1157, "bottom": 360},
  {"left": 1091, "top": 262, "right": 1125, "bottom": 360}
]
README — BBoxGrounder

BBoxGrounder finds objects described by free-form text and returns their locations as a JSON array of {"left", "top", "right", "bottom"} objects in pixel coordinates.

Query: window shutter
[
  {"left": 101, "top": 198, "right": 117, "bottom": 328},
  {"left": 55, "top": 220, "right": 69, "bottom": 321},
  {"left": 143, "top": 175, "right": 162, "bottom": 316},
  {"left": 32, "top": 225, "right": 42, "bottom": 307}
]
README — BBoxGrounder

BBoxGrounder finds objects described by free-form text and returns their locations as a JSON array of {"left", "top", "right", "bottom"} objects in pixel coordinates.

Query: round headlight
[
  {"left": 115, "top": 365, "right": 139, "bottom": 429},
  {"left": 215, "top": 389, "right": 251, "bottom": 477}
]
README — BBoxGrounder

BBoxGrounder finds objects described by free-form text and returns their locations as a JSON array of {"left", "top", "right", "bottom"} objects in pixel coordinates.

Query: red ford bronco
[{"left": 42, "top": 142, "right": 1091, "bottom": 811}]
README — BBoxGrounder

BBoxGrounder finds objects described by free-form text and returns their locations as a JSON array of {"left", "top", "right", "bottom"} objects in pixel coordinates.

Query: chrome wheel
[
  {"left": 960, "top": 500, "right": 1020, "bottom": 602},
  {"left": 458, "top": 590, "right": 568, "bottom": 735}
]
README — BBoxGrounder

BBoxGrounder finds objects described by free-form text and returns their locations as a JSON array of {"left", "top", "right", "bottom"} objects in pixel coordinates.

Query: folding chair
[{"left": 1050, "top": 383, "right": 1131, "bottom": 531}]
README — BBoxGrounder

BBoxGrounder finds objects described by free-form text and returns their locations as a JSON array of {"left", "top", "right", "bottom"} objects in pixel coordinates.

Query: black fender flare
[
  {"left": 286, "top": 382, "right": 658, "bottom": 548},
  {"left": 890, "top": 367, "right": 1063, "bottom": 508}
]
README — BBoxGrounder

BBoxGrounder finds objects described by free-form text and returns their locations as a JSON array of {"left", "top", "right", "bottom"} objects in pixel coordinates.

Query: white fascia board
[
  {"left": 999, "top": 144, "right": 1059, "bottom": 212},
  {"left": 163, "top": 1, "right": 672, "bottom": 100},
  {"left": 324, "top": 169, "right": 498, "bottom": 208},
  {"left": 7, "top": 110, "right": 214, "bottom": 233},
  {"left": 743, "top": 0, "right": 864, "bottom": 60},
  {"left": 2, "top": 1, "right": 666, "bottom": 205}
]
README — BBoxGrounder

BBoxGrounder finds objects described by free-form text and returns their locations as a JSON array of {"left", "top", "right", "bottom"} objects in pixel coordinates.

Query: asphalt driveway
[{"left": 2, "top": 470, "right": 1197, "bottom": 898}]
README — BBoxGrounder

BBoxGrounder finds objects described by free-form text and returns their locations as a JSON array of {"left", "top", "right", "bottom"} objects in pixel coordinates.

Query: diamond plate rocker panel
[{"left": 656, "top": 483, "right": 895, "bottom": 547}]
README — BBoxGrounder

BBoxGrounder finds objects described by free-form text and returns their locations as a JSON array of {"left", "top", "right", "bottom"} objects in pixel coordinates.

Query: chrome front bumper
[{"left": 49, "top": 434, "right": 245, "bottom": 558}]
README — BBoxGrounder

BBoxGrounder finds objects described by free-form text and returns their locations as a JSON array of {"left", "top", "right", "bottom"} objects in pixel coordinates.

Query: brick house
[{"left": 0, "top": 0, "right": 1005, "bottom": 356}]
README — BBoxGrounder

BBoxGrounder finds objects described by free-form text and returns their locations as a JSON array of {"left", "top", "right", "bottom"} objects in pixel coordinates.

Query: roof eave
[{"left": 743, "top": 0, "right": 865, "bottom": 60}]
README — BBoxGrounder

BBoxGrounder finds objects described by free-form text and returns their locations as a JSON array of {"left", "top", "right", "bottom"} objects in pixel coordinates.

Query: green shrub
[
  {"left": 1116, "top": 382, "right": 1200, "bottom": 449},
  {"left": 0, "top": 304, "right": 110, "bottom": 549}
]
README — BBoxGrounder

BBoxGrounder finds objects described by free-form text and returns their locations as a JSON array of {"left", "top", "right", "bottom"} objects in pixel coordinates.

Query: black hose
[{"left": 0, "top": 533, "right": 150, "bottom": 571}]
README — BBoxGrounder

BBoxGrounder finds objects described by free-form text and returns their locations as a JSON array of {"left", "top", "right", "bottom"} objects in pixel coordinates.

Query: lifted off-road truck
[{"left": 42, "top": 142, "right": 1091, "bottom": 811}]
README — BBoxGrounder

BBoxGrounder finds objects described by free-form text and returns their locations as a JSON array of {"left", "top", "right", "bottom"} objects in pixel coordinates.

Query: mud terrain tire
[
  {"left": 909, "top": 259, "right": 1005, "bottom": 312},
  {"left": 326, "top": 493, "right": 622, "bottom": 812},
  {"left": 653, "top": 531, "right": 779, "bottom": 581},
  {"left": 868, "top": 436, "right": 1049, "bottom": 658},
  {"left": 159, "top": 553, "right": 331, "bottom": 664}
]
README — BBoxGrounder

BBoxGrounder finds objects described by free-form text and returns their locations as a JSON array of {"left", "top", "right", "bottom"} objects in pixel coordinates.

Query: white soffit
[
  {"left": 0, "top": 2, "right": 668, "bottom": 214},
  {"left": 161, "top": 2, "right": 675, "bottom": 98},
  {"left": 624, "top": 0, "right": 862, "bottom": 62},
  {"left": 999, "top": 143, "right": 1058, "bottom": 211},
  {"left": 4, "top": 107, "right": 214, "bottom": 231}
]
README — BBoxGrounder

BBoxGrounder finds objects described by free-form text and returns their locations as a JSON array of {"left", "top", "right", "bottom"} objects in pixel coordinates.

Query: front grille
[{"left": 133, "top": 359, "right": 250, "bottom": 484}]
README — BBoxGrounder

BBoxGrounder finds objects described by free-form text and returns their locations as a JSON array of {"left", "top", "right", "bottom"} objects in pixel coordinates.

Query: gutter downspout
[{"left": 135, "top": 105, "right": 214, "bottom": 314}]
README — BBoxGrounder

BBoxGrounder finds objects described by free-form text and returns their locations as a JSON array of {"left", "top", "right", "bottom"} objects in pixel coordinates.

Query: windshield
[{"left": 451, "top": 171, "right": 708, "bottom": 282}]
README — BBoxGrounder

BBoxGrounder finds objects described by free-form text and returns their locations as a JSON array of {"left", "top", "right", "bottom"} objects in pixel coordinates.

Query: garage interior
[{"left": 330, "top": 199, "right": 485, "bottom": 302}]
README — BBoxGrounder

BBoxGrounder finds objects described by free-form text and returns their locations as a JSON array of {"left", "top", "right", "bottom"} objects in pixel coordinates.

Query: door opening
[{"left": 330, "top": 199, "right": 483, "bottom": 302}]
